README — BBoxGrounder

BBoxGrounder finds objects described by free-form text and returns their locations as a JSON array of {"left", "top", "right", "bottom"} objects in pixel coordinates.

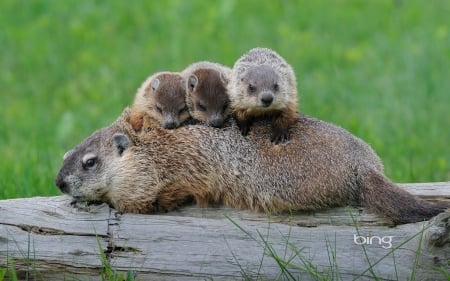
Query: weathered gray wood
[
  {"left": 0, "top": 197, "right": 111, "bottom": 280},
  {"left": 0, "top": 182, "right": 449, "bottom": 281},
  {"left": 398, "top": 182, "right": 450, "bottom": 200}
]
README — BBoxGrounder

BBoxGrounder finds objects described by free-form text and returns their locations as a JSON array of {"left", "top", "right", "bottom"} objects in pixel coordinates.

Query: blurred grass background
[{"left": 1, "top": 0, "right": 449, "bottom": 199}]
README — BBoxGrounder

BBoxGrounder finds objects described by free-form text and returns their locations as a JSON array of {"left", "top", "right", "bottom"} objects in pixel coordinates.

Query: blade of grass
[{"left": 409, "top": 223, "right": 426, "bottom": 281}]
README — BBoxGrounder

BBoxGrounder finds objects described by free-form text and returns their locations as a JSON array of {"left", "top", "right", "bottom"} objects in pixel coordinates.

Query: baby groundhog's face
[
  {"left": 55, "top": 128, "right": 131, "bottom": 203},
  {"left": 236, "top": 65, "right": 288, "bottom": 111},
  {"left": 146, "top": 74, "right": 190, "bottom": 129},
  {"left": 186, "top": 69, "right": 230, "bottom": 128}
]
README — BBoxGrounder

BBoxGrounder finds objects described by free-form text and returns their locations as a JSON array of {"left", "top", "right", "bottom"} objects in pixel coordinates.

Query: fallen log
[{"left": 0, "top": 182, "right": 449, "bottom": 281}]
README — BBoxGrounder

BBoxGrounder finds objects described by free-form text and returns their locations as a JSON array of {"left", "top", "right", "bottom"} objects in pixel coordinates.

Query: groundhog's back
[{"left": 132, "top": 112, "right": 384, "bottom": 211}]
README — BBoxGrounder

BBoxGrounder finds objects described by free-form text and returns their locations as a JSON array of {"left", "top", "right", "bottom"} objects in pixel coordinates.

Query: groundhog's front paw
[
  {"left": 240, "top": 124, "right": 251, "bottom": 136},
  {"left": 70, "top": 199, "right": 107, "bottom": 212},
  {"left": 235, "top": 119, "right": 250, "bottom": 136},
  {"left": 271, "top": 130, "right": 290, "bottom": 144}
]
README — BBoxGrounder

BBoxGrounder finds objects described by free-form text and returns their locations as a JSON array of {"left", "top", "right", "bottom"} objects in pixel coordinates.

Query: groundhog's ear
[
  {"left": 188, "top": 75, "right": 198, "bottom": 91},
  {"left": 237, "top": 67, "right": 247, "bottom": 82},
  {"left": 151, "top": 78, "right": 160, "bottom": 91},
  {"left": 63, "top": 149, "right": 73, "bottom": 161},
  {"left": 112, "top": 133, "right": 131, "bottom": 156}
]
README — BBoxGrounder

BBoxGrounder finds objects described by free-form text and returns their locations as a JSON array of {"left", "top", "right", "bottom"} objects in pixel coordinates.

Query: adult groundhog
[
  {"left": 129, "top": 71, "right": 190, "bottom": 130},
  {"left": 228, "top": 47, "right": 298, "bottom": 144},
  {"left": 182, "top": 61, "right": 232, "bottom": 127},
  {"left": 55, "top": 108, "right": 447, "bottom": 224}
]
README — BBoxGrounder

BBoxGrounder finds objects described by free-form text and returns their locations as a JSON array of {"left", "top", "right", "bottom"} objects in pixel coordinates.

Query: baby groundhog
[
  {"left": 129, "top": 71, "right": 189, "bottom": 131},
  {"left": 182, "top": 61, "right": 232, "bottom": 127},
  {"left": 228, "top": 47, "right": 298, "bottom": 144}
]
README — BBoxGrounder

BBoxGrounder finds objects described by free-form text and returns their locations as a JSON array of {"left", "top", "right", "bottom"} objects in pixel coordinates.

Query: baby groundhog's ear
[
  {"left": 112, "top": 134, "right": 131, "bottom": 156},
  {"left": 151, "top": 78, "right": 160, "bottom": 91},
  {"left": 220, "top": 71, "right": 230, "bottom": 85},
  {"left": 236, "top": 66, "right": 248, "bottom": 81},
  {"left": 188, "top": 75, "right": 198, "bottom": 91}
]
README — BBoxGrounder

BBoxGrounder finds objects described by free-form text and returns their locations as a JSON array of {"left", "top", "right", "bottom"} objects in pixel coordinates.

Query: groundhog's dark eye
[
  {"left": 248, "top": 84, "right": 256, "bottom": 93},
  {"left": 83, "top": 158, "right": 97, "bottom": 169},
  {"left": 197, "top": 102, "right": 206, "bottom": 112},
  {"left": 156, "top": 105, "right": 163, "bottom": 114},
  {"left": 274, "top": 83, "right": 279, "bottom": 91}
]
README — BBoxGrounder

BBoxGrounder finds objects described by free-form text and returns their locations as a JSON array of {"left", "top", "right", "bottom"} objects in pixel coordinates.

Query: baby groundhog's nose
[
  {"left": 163, "top": 121, "right": 178, "bottom": 129},
  {"left": 162, "top": 116, "right": 180, "bottom": 129},
  {"left": 209, "top": 115, "right": 224, "bottom": 128},
  {"left": 260, "top": 93, "right": 274, "bottom": 107}
]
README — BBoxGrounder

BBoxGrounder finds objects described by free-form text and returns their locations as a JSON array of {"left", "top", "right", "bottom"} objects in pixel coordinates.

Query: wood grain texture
[{"left": 0, "top": 182, "right": 449, "bottom": 280}]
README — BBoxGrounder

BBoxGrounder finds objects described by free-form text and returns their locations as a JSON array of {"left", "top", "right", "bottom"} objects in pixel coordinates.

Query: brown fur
[
  {"left": 55, "top": 108, "right": 448, "bottom": 224},
  {"left": 234, "top": 103, "right": 298, "bottom": 142},
  {"left": 182, "top": 61, "right": 232, "bottom": 127},
  {"left": 228, "top": 48, "right": 299, "bottom": 143},
  {"left": 130, "top": 71, "right": 189, "bottom": 130}
]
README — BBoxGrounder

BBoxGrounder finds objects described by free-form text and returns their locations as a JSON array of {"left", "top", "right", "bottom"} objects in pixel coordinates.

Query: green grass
[{"left": 1, "top": 0, "right": 449, "bottom": 199}]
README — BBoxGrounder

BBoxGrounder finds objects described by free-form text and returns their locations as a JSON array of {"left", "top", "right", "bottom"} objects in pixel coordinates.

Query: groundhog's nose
[
  {"left": 55, "top": 173, "right": 69, "bottom": 194},
  {"left": 260, "top": 93, "right": 274, "bottom": 107},
  {"left": 209, "top": 115, "right": 224, "bottom": 128},
  {"left": 163, "top": 121, "right": 179, "bottom": 129},
  {"left": 163, "top": 116, "right": 179, "bottom": 129}
]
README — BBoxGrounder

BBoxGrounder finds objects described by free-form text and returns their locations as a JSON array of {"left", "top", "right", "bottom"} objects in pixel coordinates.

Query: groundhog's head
[
  {"left": 55, "top": 124, "right": 133, "bottom": 205},
  {"left": 185, "top": 68, "right": 230, "bottom": 127},
  {"left": 231, "top": 64, "right": 293, "bottom": 111},
  {"left": 229, "top": 48, "right": 298, "bottom": 113},
  {"left": 133, "top": 72, "right": 190, "bottom": 129},
  {"left": 54, "top": 108, "right": 202, "bottom": 213}
]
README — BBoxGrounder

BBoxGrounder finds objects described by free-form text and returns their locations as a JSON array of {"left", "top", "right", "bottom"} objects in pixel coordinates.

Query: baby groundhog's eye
[
  {"left": 274, "top": 83, "right": 279, "bottom": 91},
  {"left": 248, "top": 84, "right": 256, "bottom": 93},
  {"left": 83, "top": 157, "right": 97, "bottom": 170},
  {"left": 156, "top": 105, "right": 163, "bottom": 114},
  {"left": 197, "top": 102, "right": 207, "bottom": 112}
]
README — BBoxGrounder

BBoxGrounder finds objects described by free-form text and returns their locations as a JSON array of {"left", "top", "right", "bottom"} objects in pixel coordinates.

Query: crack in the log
[
  {"left": 18, "top": 224, "right": 65, "bottom": 235},
  {"left": 9, "top": 258, "right": 101, "bottom": 276},
  {"left": 104, "top": 245, "right": 143, "bottom": 255},
  {"left": 104, "top": 208, "right": 116, "bottom": 261},
  {"left": 102, "top": 208, "right": 143, "bottom": 260},
  {"left": 40, "top": 210, "right": 65, "bottom": 219},
  {"left": 0, "top": 223, "right": 109, "bottom": 238}
]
